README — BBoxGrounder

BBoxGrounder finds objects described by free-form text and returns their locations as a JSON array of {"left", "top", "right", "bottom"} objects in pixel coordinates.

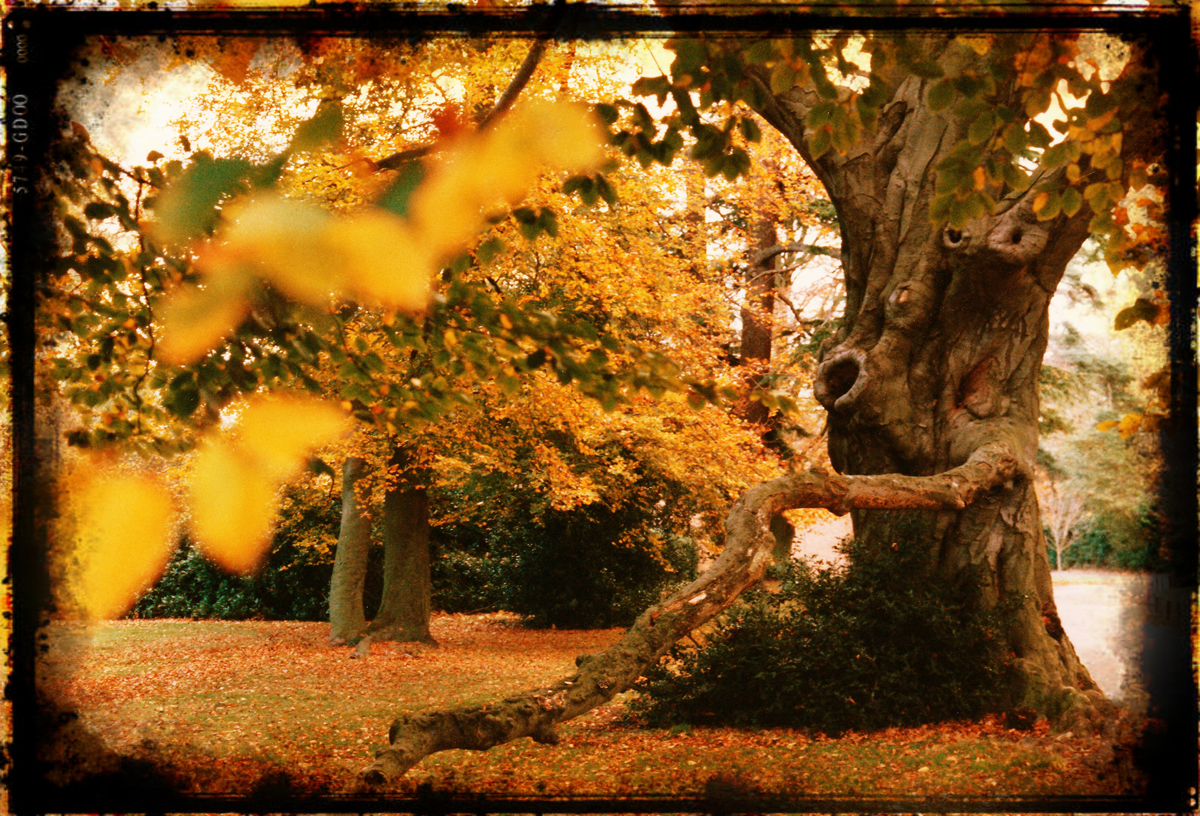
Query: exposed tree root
[{"left": 360, "top": 443, "right": 1020, "bottom": 784}]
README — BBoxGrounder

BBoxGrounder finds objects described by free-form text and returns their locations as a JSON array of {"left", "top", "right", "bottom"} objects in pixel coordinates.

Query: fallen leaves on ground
[{"left": 37, "top": 614, "right": 1141, "bottom": 800}]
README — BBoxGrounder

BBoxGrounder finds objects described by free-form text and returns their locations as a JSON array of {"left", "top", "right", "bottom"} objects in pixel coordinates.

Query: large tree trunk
[
  {"left": 741, "top": 36, "right": 1107, "bottom": 718},
  {"left": 365, "top": 444, "right": 437, "bottom": 646},
  {"left": 357, "top": 26, "right": 1178, "bottom": 782},
  {"left": 329, "top": 456, "right": 370, "bottom": 645}
]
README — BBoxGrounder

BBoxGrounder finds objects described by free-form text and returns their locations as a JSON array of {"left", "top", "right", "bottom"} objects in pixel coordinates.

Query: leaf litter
[{"left": 38, "top": 613, "right": 1143, "bottom": 800}]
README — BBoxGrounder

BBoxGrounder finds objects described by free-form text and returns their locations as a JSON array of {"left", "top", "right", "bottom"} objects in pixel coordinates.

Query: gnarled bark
[
  {"left": 361, "top": 442, "right": 1020, "bottom": 784},
  {"left": 728, "top": 30, "right": 1142, "bottom": 721}
]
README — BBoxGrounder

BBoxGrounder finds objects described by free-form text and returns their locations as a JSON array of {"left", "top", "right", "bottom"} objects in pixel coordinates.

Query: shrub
[
  {"left": 430, "top": 528, "right": 510, "bottom": 614},
  {"left": 631, "top": 532, "right": 1012, "bottom": 736},
  {"left": 1067, "top": 501, "right": 1164, "bottom": 571},
  {"left": 490, "top": 506, "right": 699, "bottom": 629},
  {"left": 131, "top": 484, "right": 340, "bottom": 621}
]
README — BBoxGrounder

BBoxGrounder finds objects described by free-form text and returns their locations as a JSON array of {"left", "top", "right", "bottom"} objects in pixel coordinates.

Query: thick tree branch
[
  {"left": 376, "top": 33, "right": 555, "bottom": 172},
  {"left": 359, "top": 441, "right": 1020, "bottom": 785},
  {"left": 750, "top": 241, "right": 841, "bottom": 267}
]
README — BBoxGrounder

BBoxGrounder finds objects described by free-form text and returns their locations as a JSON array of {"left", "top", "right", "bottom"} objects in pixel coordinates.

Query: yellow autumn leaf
[
  {"left": 956, "top": 34, "right": 993, "bottom": 56},
  {"left": 411, "top": 101, "right": 604, "bottom": 256},
  {"left": 1032, "top": 191, "right": 1050, "bottom": 214},
  {"left": 155, "top": 265, "right": 253, "bottom": 365},
  {"left": 58, "top": 469, "right": 176, "bottom": 620},
  {"left": 234, "top": 394, "right": 351, "bottom": 478},
  {"left": 519, "top": 101, "right": 606, "bottom": 170},
  {"left": 188, "top": 395, "right": 349, "bottom": 573},
  {"left": 335, "top": 211, "right": 435, "bottom": 310},
  {"left": 972, "top": 166, "right": 987, "bottom": 191},
  {"left": 1096, "top": 419, "right": 1121, "bottom": 432},
  {"left": 197, "top": 195, "right": 435, "bottom": 313},
  {"left": 188, "top": 439, "right": 280, "bottom": 574},
  {"left": 1116, "top": 413, "right": 1142, "bottom": 440},
  {"left": 210, "top": 195, "right": 349, "bottom": 304}
]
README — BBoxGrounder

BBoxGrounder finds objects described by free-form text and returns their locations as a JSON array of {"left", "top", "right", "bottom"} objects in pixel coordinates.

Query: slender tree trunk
[
  {"left": 739, "top": 212, "right": 779, "bottom": 428},
  {"left": 683, "top": 164, "right": 708, "bottom": 276},
  {"left": 366, "top": 444, "right": 437, "bottom": 646},
  {"left": 329, "top": 456, "right": 369, "bottom": 645},
  {"left": 741, "top": 213, "right": 795, "bottom": 562}
]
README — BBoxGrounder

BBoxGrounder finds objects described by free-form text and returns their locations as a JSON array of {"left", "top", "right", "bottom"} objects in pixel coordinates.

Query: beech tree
[
  {"left": 23, "top": 4, "right": 1190, "bottom": 797},
  {"left": 360, "top": 11, "right": 1189, "bottom": 784},
  {"left": 37, "top": 31, "right": 789, "bottom": 637}
]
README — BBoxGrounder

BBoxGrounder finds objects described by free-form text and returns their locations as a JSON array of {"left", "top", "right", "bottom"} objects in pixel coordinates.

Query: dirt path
[{"left": 1050, "top": 569, "right": 1151, "bottom": 704}]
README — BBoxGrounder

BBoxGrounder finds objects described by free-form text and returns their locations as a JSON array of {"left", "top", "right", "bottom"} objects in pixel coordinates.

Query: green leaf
[
  {"left": 745, "top": 40, "right": 776, "bottom": 65},
  {"left": 1060, "top": 187, "right": 1083, "bottom": 217},
  {"left": 149, "top": 153, "right": 254, "bottom": 245},
  {"left": 1083, "top": 181, "right": 1112, "bottom": 212},
  {"left": 376, "top": 161, "right": 427, "bottom": 218},
  {"left": 1042, "top": 140, "right": 1080, "bottom": 169},
  {"left": 632, "top": 75, "right": 672, "bottom": 106},
  {"left": 475, "top": 236, "right": 506, "bottom": 265},
  {"left": 671, "top": 40, "right": 707, "bottom": 79},
  {"left": 307, "top": 458, "right": 337, "bottom": 478},
  {"left": 594, "top": 103, "right": 619, "bottom": 126},
  {"left": 596, "top": 175, "right": 619, "bottom": 208},
  {"left": 289, "top": 101, "right": 345, "bottom": 154},
  {"left": 722, "top": 148, "right": 752, "bottom": 181},
  {"left": 539, "top": 208, "right": 559, "bottom": 239},
  {"left": 808, "top": 127, "right": 832, "bottom": 159},
  {"left": 738, "top": 116, "right": 763, "bottom": 143},
  {"left": 769, "top": 63, "right": 796, "bottom": 96},
  {"left": 806, "top": 101, "right": 837, "bottom": 131},
  {"left": 1024, "top": 122, "right": 1052, "bottom": 150},
  {"left": 907, "top": 58, "right": 944, "bottom": 80},
  {"left": 926, "top": 78, "right": 956, "bottom": 112},
  {"left": 84, "top": 201, "right": 116, "bottom": 221},
  {"left": 1034, "top": 189, "right": 1061, "bottom": 221},
  {"left": 967, "top": 112, "right": 996, "bottom": 146},
  {"left": 165, "top": 379, "right": 201, "bottom": 419},
  {"left": 1113, "top": 297, "right": 1160, "bottom": 330}
]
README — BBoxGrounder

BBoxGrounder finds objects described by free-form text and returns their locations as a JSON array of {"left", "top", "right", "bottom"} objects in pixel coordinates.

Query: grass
[{"left": 35, "top": 613, "right": 1143, "bottom": 804}]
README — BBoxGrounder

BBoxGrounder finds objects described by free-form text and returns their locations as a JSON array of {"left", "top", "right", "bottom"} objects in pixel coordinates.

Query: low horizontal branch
[
  {"left": 749, "top": 241, "right": 841, "bottom": 269},
  {"left": 359, "top": 440, "right": 1020, "bottom": 785}
]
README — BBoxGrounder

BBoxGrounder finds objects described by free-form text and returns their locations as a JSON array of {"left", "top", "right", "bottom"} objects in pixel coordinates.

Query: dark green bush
[
  {"left": 631, "top": 533, "right": 1012, "bottom": 736},
  {"left": 430, "top": 529, "right": 510, "bottom": 614},
  {"left": 490, "top": 506, "right": 698, "bottom": 629},
  {"left": 131, "top": 485, "right": 341, "bottom": 621},
  {"left": 130, "top": 535, "right": 333, "bottom": 621}
]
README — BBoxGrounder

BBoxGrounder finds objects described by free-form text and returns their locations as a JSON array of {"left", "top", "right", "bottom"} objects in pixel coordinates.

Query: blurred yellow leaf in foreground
[
  {"left": 155, "top": 100, "right": 601, "bottom": 365},
  {"left": 188, "top": 395, "right": 350, "bottom": 574},
  {"left": 58, "top": 469, "right": 176, "bottom": 620},
  {"left": 236, "top": 394, "right": 352, "bottom": 478},
  {"left": 155, "top": 265, "right": 253, "bottom": 366},
  {"left": 189, "top": 438, "right": 280, "bottom": 574},
  {"left": 414, "top": 101, "right": 605, "bottom": 255}
]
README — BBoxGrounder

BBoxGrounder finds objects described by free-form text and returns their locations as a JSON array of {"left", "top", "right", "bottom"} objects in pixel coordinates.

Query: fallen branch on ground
[{"left": 360, "top": 442, "right": 1020, "bottom": 785}]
